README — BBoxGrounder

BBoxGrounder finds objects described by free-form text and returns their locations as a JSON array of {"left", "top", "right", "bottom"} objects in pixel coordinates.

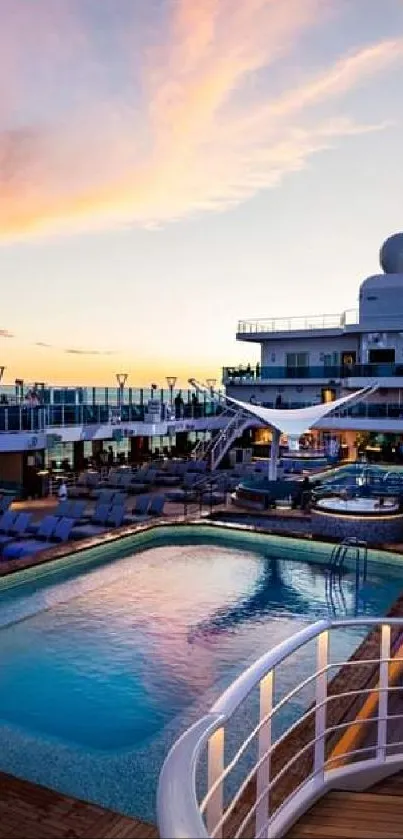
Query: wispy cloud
[
  {"left": 0, "top": 329, "right": 13, "bottom": 338},
  {"left": 35, "top": 340, "right": 116, "bottom": 355},
  {"left": 0, "top": 0, "right": 402, "bottom": 239},
  {"left": 64, "top": 348, "right": 117, "bottom": 356}
]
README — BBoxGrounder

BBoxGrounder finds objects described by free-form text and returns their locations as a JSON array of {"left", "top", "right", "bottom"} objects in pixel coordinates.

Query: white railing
[
  {"left": 237, "top": 310, "right": 359, "bottom": 334},
  {"left": 157, "top": 618, "right": 403, "bottom": 839},
  {"left": 203, "top": 409, "right": 257, "bottom": 470}
]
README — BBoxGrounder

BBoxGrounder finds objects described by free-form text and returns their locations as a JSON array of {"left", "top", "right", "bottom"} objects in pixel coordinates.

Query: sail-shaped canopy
[{"left": 226, "top": 384, "right": 377, "bottom": 438}]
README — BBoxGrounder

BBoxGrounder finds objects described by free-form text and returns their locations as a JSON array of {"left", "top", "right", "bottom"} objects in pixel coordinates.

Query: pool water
[{"left": 0, "top": 530, "right": 402, "bottom": 820}]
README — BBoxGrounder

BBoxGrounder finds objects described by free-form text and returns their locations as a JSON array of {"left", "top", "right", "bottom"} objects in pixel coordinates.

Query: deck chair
[
  {"left": 3, "top": 517, "right": 74, "bottom": 560},
  {"left": 127, "top": 478, "right": 147, "bottom": 495},
  {"left": 105, "top": 506, "right": 125, "bottom": 529},
  {"left": 51, "top": 517, "right": 75, "bottom": 543},
  {"left": 92, "top": 488, "right": 115, "bottom": 504},
  {"left": 2, "top": 515, "right": 58, "bottom": 559},
  {"left": 0, "top": 496, "right": 13, "bottom": 514},
  {"left": 147, "top": 495, "right": 165, "bottom": 517},
  {"left": 0, "top": 510, "right": 17, "bottom": 535},
  {"left": 97, "top": 470, "right": 120, "bottom": 490},
  {"left": 0, "top": 512, "right": 33, "bottom": 549},
  {"left": 111, "top": 491, "right": 125, "bottom": 507},
  {"left": 68, "top": 473, "right": 89, "bottom": 498},
  {"left": 70, "top": 505, "right": 110, "bottom": 540},
  {"left": 131, "top": 468, "right": 148, "bottom": 484},
  {"left": 116, "top": 472, "right": 133, "bottom": 491},
  {"left": 70, "top": 500, "right": 87, "bottom": 520},
  {"left": 55, "top": 500, "right": 72, "bottom": 517},
  {"left": 142, "top": 470, "right": 158, "bottom": 486},
  {"left": 124, "top": 495, "right": 151, "bottom": 523}
]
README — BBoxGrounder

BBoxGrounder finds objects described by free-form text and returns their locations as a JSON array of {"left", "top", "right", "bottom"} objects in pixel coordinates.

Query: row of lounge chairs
[
  {"left": 69, "top": 460, "right": 209, "bottom": 499},
  {"left": 0, "top": 492, "right": 166, "bottom": 562},
  {"left": 71, "top": 494, "right": 165, "bottom": 538},
  {"left": 0, "top": 513, "right": 74, "bottom": 559}
]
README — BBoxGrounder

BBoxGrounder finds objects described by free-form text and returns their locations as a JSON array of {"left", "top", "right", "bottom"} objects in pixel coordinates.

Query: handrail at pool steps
[{"left": 157, "top": 618, "right": 403, "bottom": 839}]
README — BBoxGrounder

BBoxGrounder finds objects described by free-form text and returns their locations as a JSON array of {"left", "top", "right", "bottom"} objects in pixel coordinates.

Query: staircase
[{"left": 194, "top": 408, "right": 256, "bottom": 470}]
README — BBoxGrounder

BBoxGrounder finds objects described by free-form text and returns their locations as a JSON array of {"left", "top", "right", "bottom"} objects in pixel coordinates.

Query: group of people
[{"left": 174, "top": 391, "right": 201, "bottom": 419}]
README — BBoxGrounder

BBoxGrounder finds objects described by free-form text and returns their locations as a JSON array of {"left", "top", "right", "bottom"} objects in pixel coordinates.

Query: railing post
[
  {"left": 256, "top": 671, "right": 274, "bottom": 838},
  {"left": 377, "top": 623, "right": 390, "bottom": 762},
  {"left": 314, "top": 630, "right": 328, "bottom": 780},
  {"left": 207, "top": 727, "right": 225, "bottom": 838}
]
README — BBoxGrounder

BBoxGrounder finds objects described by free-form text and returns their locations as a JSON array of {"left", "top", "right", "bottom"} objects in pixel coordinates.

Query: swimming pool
[{"left": 0, "top": 524, "right": 402, "bottom": 821}]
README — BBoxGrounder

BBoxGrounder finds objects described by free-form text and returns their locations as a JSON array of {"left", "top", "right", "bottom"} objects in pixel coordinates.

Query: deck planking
[
  {"left": 0, "top": 772, "right": 158, "bottom": 839},
  {"left": 287, "top": 771, "right": 403, "bottom": 839}
]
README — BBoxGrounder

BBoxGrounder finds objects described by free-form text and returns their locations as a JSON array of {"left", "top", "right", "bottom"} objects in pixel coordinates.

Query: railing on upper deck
[
  {"left": 157, "top": 617, "right": 403, "bottom": 839},
  {"left": 0, "top": 401, "right": 226, "bottom": 433},
  {"left": 223, "top": 362, "right": 403, "bottom": 382},
  {"left": 4, "top": 400, "right": 403, "bottom": 433},
  {"left": 237, "top": 310, "right": 359, "bottom": 335}
]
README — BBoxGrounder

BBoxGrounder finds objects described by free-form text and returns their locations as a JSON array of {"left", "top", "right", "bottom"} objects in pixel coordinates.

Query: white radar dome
[{"left": 379, "top": 233, "right": 403, "bottom": 274}]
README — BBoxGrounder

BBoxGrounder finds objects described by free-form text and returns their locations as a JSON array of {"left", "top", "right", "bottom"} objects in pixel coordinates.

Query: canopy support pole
[{"left": 269, "top": 428, "right": 280, "bottom": 481}]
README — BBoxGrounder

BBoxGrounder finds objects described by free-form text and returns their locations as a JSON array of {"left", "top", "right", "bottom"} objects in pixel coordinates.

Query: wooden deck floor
[
  {"left": 287, "top": 771, "right": 403, "bottom": 838},
  {"left": 0, "top": 772, "right": 158, "bottom": 839}
]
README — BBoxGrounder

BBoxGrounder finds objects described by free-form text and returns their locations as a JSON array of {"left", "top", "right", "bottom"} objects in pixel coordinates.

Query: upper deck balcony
[
  {"left": 237, "top": 309, "right": 359, "bottom": 339},
  {"left": 223, "top": 361, "right": 403, "bottom": 384}
]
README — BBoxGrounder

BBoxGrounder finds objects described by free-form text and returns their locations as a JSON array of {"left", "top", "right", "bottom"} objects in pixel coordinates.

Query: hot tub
[
  {"left": 312, "top": 495, "right": 403, "bottom": 543},
  {"left": 316, "top": 497, "right": 399, "bottom": 514}
]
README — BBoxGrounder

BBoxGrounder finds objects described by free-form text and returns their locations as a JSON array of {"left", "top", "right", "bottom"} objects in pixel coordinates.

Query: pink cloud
[{"left": 0, "top": 0, "right": 402, "bottom": 240}]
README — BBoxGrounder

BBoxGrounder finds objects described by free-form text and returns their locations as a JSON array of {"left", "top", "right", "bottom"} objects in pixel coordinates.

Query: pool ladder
[{"left": 327, "top": 537, "right": 368, "bottom": 615}]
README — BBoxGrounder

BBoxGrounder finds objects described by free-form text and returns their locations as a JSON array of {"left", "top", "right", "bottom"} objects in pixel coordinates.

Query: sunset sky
[{"left": 1, "top": 0, "right": 403, "bottom": 386}]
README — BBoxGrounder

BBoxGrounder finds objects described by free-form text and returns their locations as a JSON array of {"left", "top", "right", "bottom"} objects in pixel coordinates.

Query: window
[
  {"left": 368, "top": 348, "right": 395, "bottom": 364},
  {"left": 286, "top": 352, "right": 309, "bottom": 367}
]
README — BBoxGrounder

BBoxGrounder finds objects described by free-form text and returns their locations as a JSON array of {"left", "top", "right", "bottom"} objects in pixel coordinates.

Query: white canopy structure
[
  {"left": 226, "top": 384, "right": 377, "bottom": 479},
  {"left": 226, "top": 384, "right": 377, "bottom": 439}
]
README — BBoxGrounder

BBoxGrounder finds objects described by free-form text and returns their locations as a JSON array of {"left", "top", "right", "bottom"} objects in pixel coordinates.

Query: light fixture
[
  {"left": 116, "top": 373, "right": 128, "bottom": 407},
  {"left": 206, "top": 377, "right": 217, "bottom": 396},
  {"left": 0, "top": 366, "right": 5, "bottom": 383},
  {"left": 15, "top": 378, "right": 24, "bottom": 402},
  {"left": 166, "top": 376, "right": 177, "bottom": 408}
]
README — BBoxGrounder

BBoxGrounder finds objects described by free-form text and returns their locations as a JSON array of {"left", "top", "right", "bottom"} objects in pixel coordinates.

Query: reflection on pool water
[{"left": 0, "top": 530, "right": 402, "bottom": 820}]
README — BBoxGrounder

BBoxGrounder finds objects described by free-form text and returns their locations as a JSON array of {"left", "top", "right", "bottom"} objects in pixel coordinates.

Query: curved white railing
[{"left": 157, "top": 618, "right": 403, "bottom": 839}]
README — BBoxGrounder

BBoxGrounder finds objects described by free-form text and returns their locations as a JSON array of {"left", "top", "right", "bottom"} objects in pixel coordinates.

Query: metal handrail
[
  {"left": 157, "top": 618, "right": 403, "bottom": 839},
  {"left": 236, "top": 310, "right": 359, "bottom": 334}
]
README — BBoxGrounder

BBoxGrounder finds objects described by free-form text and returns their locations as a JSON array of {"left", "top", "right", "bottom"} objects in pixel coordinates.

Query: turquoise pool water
[{"left": 0, "top": 526, "right": 402, "bottom": 821}]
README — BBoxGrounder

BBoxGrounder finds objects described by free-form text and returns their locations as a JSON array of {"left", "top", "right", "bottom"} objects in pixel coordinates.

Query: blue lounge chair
[
  {"left": 0, "top": 496, "right": 13, "bottom": 514},
  {"left": 70, "top": 500, "right": 87, "bottom": 520},
  {"left": 69, "top": 471, "right": 99, "bottom": 498},
  {"left": 124, "top": 495, "right": 151, "bottom": 523},
  {"left": 91, "top": 488, "right": 116, "bottom": 503},
  {"left": 3, "top": 517, "right": 74, "bottom": 560},
  {"left": 70, "top": 504, "right": 111, "bottom": 539},
  {"left": 0, "top": 512, "right": 33, "bottom": 549},
  {"left": 147, "top": 495, "right": 165, "bottom": 517},
  {"left": 107, "top": 506, "right": 125, "bottom": 528},
  {"left": 0, "top": 510, "right": 17, "bottom": 534},
  {"left": 71, "top": 504, "right": 125, "bottom": 539},
  {"left": 2, "top": 515, "right": 58, "bottom": 559}
]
